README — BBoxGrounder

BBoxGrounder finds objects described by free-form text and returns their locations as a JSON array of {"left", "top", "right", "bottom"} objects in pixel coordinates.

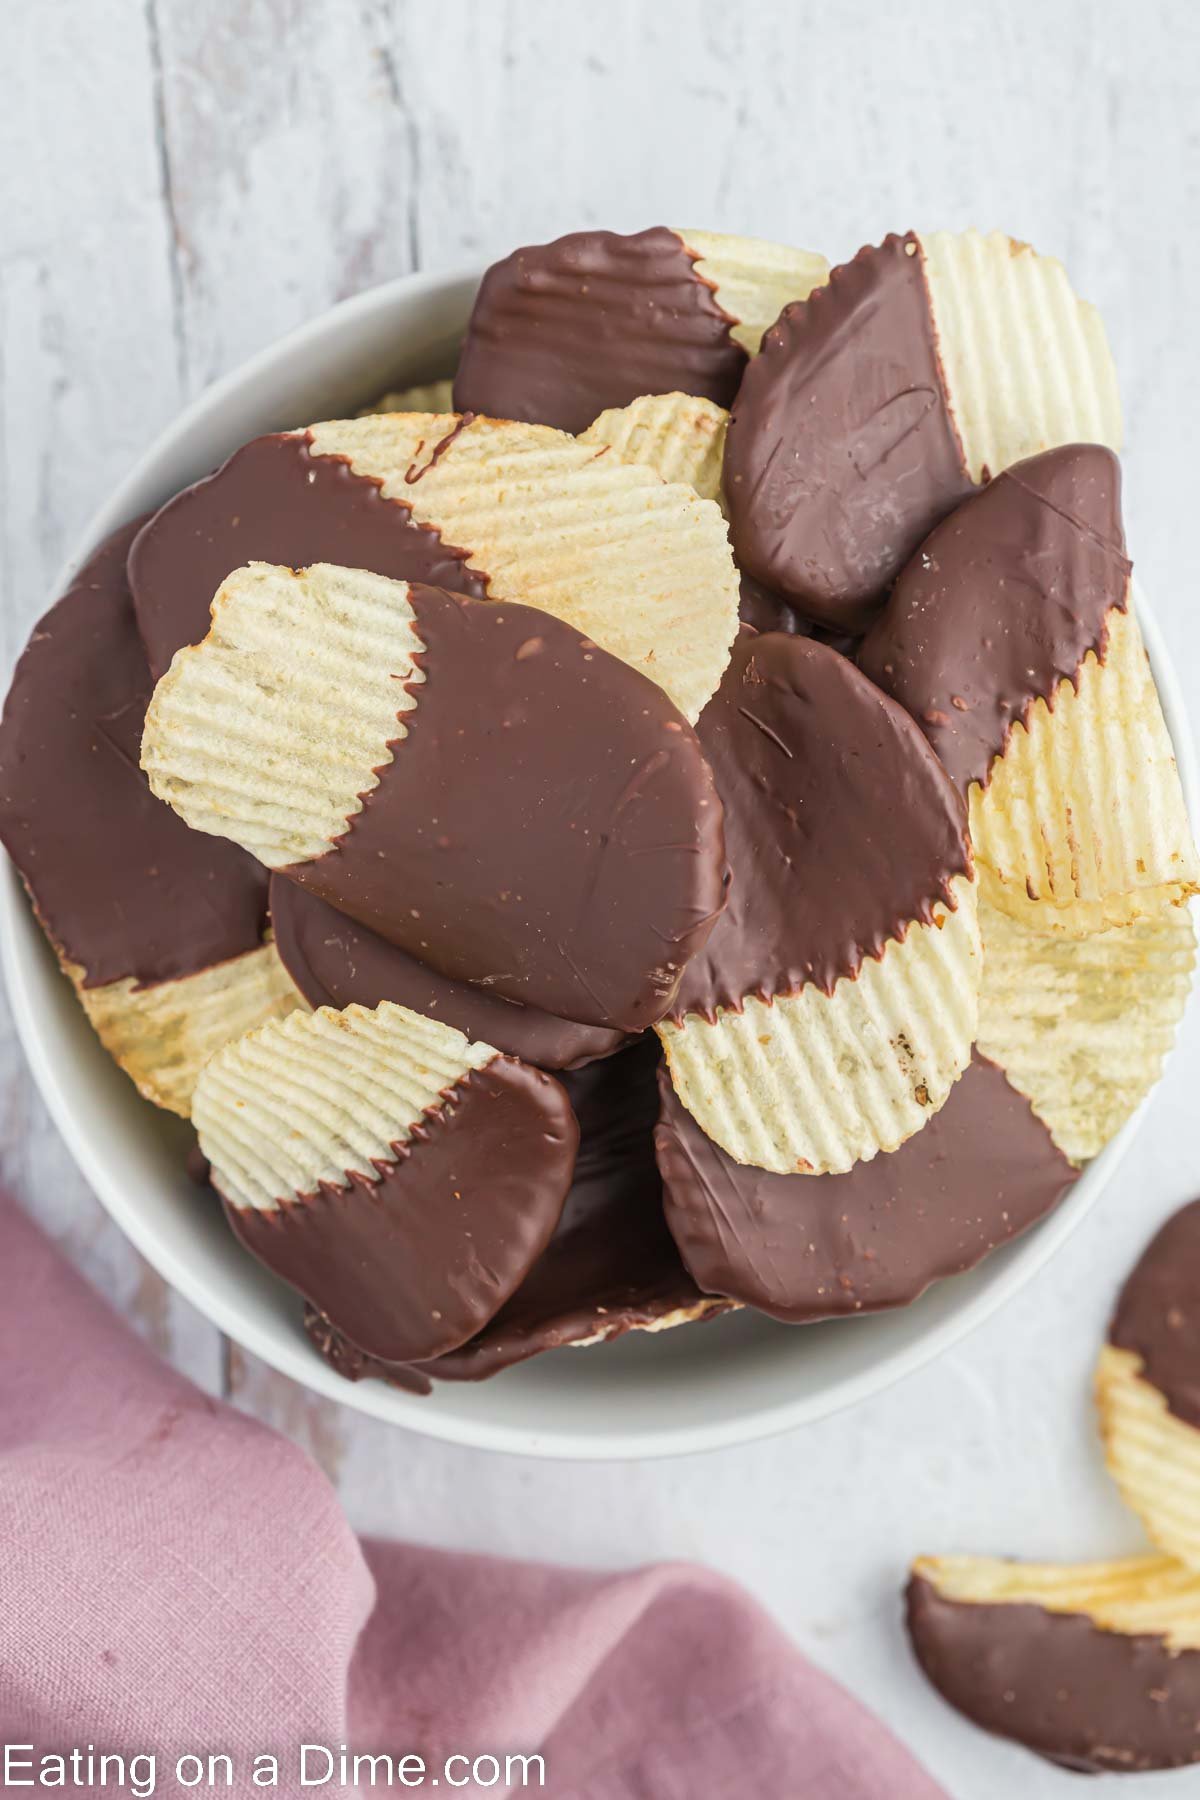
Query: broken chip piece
[
  {"left": 860, "top": 444, "right": 1199, "bottom": 935},
  {"left": 143, "top": 563, "right": 728, "bottom": 1033},
  {"left": 907, "top": 1552, "right": 1200, "bottom": 1773},
  {"left": 193, "top": 1000, "right": 578, "bottom": 1364},
  {"left": 454, "top": 225, "right": 828, "bottom": 432},
  {"left": 655, "top": 1053, "right": 1075, "bottom": 1318},
  {"left": 0, "top": 518, "right": 298, "bottom": 1115},
  {"left": 656, "top": 632, "right": 979, "bottom": 1175},
  {"left": 1097, "top": 1200, "right": 1200, "bottom": 1575},
  {"left": 725, "top": 231, "right": 1120, "bottom": 630}
]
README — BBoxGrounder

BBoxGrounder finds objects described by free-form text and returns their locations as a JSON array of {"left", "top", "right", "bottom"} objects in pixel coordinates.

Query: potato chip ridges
[
  {"left": 657, "top": 875, "right": 979, "bottom": 1175},
  {"left": 1097, "top": 1344, "right": 1200, "bottom": 1576},
  {"left": 307, "top": 413, "right": 739, "bottom": 721},
  {"left": 193, "top": 1001, "right": 497, "bottom": 1212},
  {"left": 971, "top": 605, "right": 1200, "bottom": 934},
  {"left": 914, "top": 1550, "right": 1200, "bottom": 1653},
  {"left": 142, "top": 562, "right": 424, "bottom": 868},
  {"left": 579, "top": 393, "right": 728, "bottom": 504},
  {"left": 918, "top": 229, "right": 1122, "bottom": 483},
  {"left": 978, "top": 898, "right": 1196, "bottom": 1163},
  {"left": 678, "top": 229, "right": 830, "bottom": 354},
  {"left": 75, "top": 938, "right": 304, "bottom": 1117}
]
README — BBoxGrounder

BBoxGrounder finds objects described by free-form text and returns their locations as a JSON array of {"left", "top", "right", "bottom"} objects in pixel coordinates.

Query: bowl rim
[{"left": 3, "top": 265, "right": 1195, "bottom": 1461}]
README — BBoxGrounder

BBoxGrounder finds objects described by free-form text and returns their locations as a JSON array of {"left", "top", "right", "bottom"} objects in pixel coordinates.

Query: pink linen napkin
[{"left": 0, "top": 1193, "right": 945, "bottom": 1799}]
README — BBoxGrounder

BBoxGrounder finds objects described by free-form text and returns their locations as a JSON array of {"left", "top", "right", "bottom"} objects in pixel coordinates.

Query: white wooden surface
[{"left": 3, "top": 3, "right": 1199, "bottom": 1793}]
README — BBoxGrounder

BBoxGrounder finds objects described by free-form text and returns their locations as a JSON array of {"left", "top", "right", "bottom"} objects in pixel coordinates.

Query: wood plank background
[{"left": 2, "top": 4, "right": 1199, "bottom": 1793}]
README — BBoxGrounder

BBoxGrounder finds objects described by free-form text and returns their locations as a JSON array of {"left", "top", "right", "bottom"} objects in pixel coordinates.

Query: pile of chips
[{"left": 0, "top": 224, "right": 1194, "bottom": 1388}]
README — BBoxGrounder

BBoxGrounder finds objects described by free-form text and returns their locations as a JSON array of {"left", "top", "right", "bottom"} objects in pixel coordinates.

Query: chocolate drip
[
  {"left": 907, "top": 1576, "right": 1200, "bottom": 1773},
  {"left": 724, "top": 233, "right": 974, "bottom": 631},
  {"left": 859, "top": 445, "right": 1131, "bottom": 793},
  {"left": 225, "top": 1058, "right": 577, "bottom": 1365},
  {"left": 269, "top": 875, "right": 626, "bottom": 1071},
  {"left": 656, "top": 1055, "right": 1074, "bottom": 1320},
  {"left": 0, "top": 518, "right": 267, "bottom": 989},
  {"left": 1110, "top": 1198, "right": 1200, "bottom": 1430},
  {"left": 285, "top": 585, "right": 728, "bottom": 1033},
  {"left": 453, "top": 227, "right": 745, "bottom": 433},
  {"left": 669, "top": 631, "right": 969, "bottom": 1020},
  {"left": 128, "top": 431, "right": 488, "bottom": 680}
]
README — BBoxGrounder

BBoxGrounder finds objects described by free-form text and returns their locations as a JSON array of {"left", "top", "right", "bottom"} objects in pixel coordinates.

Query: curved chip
[
  {"left": 657, "top": 633, "right": 978, "bottom": 1175},
  {"left": 861, "top": 444, "right": 1198, "bottom": 934},
  {"left": 655, "top": 1053, "right": 1075, "bottom": 1319},
  {"left": 75, "top": 936, "right": 304, "bottom": 1117},
  {"left": 194, "top": 1000, "right": 578, "bottom": 1365},
  {"left": 725, "top": 230, "right": 1119, "bottom": 631},
  {"left": 308, "top": 1037, "right": 728, "bottom": 1389},
  {"left": 303, "top": 411, "right": 738, "bottom": 721},
  {"left": 1098, "top": 1200, "right": 1200, "bottom": 1574},
  {"left": 579, "top": 392, "right": 727, "bottom": 504},
  {"left": 907, "top": 1553, "right": 1200, "bottom": 1773},
  {"left": 0, "top": 519, "right": 293, "bottom": 1116},
  {"left": 129, "top": 431, "right": 487, "bottom": 683},
  {"left": 977, "top": 898, "right": 1195, "bottom": 1164},
  {"left": 269, "top": 875, "right": 625, "bottom": 1071},
  {"left": 453, "top": 225, "right": 827, "bottom": 432},
  {"left": 143, "top": 563, "right": 727, "bottom": 1033}
]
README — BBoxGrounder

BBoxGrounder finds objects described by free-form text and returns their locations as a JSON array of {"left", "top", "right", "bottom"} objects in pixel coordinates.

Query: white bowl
[{"left": 3, "top": 268, "right": 1195, "bottom": 1460}]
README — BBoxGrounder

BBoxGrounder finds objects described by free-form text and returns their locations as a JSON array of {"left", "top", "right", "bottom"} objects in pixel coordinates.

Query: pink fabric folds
[{"left": 0, "top": 1194, "right": 944, "bottom": 1798}]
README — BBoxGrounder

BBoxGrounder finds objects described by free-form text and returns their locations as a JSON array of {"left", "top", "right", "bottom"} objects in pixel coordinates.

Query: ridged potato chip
[
  {"left": 919, "top": 229, "right": 1122, "bottom": 481},
  {"left": 676, "top": 228, "right": 829, "bottom": 353},
  {"left": 144, "top": 562, "right": 727, "bottom": 1035},
  {"left": 579, "top": 393, "right": 727, "bottom": 504},
  {"left": 195, "top": 1000, "right": 578, "bottom": 1365},
  {"left": 72, "top": 937, "right": 304, "bottom": 1118},
  {"left": 357, "top": 377, "right": 456, "bottom": 418},
  {"left": 908, "top": 1552, "right": 1200, "bottom": 1772},
  {"left": 306, "top": 411, "right": 738, "bottom": 721},
  {"left": 977, "top": 897, "right": 1196, "bottom": 1164},
  {"left": 658, "top": 877, "right": 979, "bottom": 1176},
  {"left": 972, "top": 604, "right": 1200, "bottom": 934},
  {"left": 1097, "top": 1344, "right": 1200, "bottom": 1575}
]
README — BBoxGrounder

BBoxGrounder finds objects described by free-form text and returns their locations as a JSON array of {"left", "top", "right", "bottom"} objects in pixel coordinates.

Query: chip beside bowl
[{"left": 2, "top": 263, "right": 1196, "bottom": 1460}]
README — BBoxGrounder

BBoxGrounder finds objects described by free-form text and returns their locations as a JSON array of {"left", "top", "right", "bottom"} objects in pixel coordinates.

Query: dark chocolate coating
[
  {"left": 907, "top": 1575, "right": 1200, "bottom": 1773},
  {"left": 0, "top": 518, "right": 267, "bottom": 989},
  {"left": 1110, "top": 1198, "right": 1200, "bottom": 1430},
  {"left": 269, "top": 876, "right": 625, "bottom": 1071},
  {"left": 432, "top": 1037, "right": 712, "bottom": 1380},
  {"left": 453, "top": 227, "right": 745, "bottom": 433},
  {"left": 859, "top": 445, "right": 1131, "bottom": 794},
  {"left": 724, "top": 233, "right": 974, "bottom": 631},
  {"left": 128, "top": 431, "right": 487, "bottom": 680},
  {"left": 225, "top": 1057, "right": 577, "bottom": 1364},
  {"left": 284, "top": 585, "right": 728, "bottom": 1033},
  {"left": 669, "top": 631, "right": 969, "bottom": 1019},
  {"left": 303, "top": 1039, "right": 712, "bottom": 1388},
  {"left": 303, "top": 1307, "right": 433, "bottom": 1397},
  {"left": 655, "top": 1054, "right": 1074, "bottom": 1320}
]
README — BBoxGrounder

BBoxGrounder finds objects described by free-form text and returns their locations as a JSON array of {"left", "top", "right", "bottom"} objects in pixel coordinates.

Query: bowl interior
[{"left": 1, "top": 269, "right": 1190, "bottom": 1459}]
